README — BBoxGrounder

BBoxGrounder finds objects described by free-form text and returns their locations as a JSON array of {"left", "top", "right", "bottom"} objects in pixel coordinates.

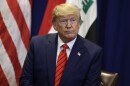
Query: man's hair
[{"left": 52, "top": 3, "right": 81, "bottom": 23}]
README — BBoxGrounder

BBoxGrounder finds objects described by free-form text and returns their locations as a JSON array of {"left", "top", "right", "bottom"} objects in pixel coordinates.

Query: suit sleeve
[
  {"left": 19, "top": 38, "right": 34, "bottom": 86},
  {"left": 83, "top": 49, "right": 102, "bottom": 86}
]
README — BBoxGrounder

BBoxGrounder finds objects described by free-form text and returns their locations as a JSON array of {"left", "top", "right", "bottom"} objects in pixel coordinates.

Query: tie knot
[{"left": 62, "top": 44, "right": 68, "bottom": 49}]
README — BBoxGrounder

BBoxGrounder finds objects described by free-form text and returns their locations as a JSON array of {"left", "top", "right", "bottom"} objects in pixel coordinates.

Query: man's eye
[
  {"left": 70, "top": 19, "right": 76, "bottom": 21},
  {"left": 60, "top": 19, "right": 67, "bottom": 22},
  {"left": 70, "top": 19, "right": 76, "bottom": 23}
]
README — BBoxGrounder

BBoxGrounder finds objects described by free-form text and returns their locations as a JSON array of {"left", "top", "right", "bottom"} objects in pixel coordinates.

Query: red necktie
[{"left": 55, "top": 44, "right": 68, "bottom": 86}]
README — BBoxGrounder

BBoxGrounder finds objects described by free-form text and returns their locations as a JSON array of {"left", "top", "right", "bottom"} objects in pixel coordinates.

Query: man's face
[{"left": 53, "top": 14, "right": 80, "bottom": 43}]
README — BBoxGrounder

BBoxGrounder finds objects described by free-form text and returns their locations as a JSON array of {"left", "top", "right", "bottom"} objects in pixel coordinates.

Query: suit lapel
[
  {"left": 60, "top": 35, "right": 86, "bottom": 85},
  {"left": 46, "top": 34, "right": 58, "bottom": 86}
]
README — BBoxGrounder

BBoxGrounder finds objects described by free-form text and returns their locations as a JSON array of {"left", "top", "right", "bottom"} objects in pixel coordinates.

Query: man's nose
[{"left": 66, "top": 20, "right": 72, "bottom": 28}]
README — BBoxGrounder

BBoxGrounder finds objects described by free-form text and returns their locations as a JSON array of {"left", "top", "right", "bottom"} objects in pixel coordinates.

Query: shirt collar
[{"left": 58, "top": 35, "right": 77, "bottom": 50}]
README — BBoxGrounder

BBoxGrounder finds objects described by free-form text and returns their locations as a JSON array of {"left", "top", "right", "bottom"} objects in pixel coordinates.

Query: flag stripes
[
  {"left": 1, "top": 1, "right": 27, "bottom": 67},
  {"left": 0, "top": 65, "right": 9, "bottom": 86},
  {"left": 0, "top": 12, "right": 21, "bottom": 85},
  {"left": 0, "top": 40, "right": 17, "bottom": 86},
  {"left": 17, "top": 0, "right": 31, "bottom": 30},
  {"left": 0, "top": 0, "right": 31, "bottom": 85},
  {"left": 6, "top": 0, "right": 30, "bottom": 49}
]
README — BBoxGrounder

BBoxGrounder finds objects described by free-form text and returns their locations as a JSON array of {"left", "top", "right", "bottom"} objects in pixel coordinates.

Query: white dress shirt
[{"left": 56, "top": 35, "right": 77, "bottom": 63}]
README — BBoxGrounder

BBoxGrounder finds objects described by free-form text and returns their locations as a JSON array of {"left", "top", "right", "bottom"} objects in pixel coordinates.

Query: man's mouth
[{"left": 65, "top": 30, "right": 73, "bottom": 34}]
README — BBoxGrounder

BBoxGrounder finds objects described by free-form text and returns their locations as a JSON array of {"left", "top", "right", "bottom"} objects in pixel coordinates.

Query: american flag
[
  {"left": 0, "top": 0, "right": 96, "bottom": 85},
  {"left": 0, "top": 0, "right": 32, "bottom": 86}
]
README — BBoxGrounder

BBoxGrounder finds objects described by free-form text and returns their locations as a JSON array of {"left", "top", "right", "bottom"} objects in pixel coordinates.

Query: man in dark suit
[{"left": 19, "top": 3, "right": 102, "bottom": 86}]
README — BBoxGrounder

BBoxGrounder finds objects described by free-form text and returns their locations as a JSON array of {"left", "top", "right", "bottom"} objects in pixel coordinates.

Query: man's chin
[
  {"left": 66, "top": 35, "right": 76, "bottom": 40},
  {"left": 66, "top": 34, "right": 74, "bottom": 38}
]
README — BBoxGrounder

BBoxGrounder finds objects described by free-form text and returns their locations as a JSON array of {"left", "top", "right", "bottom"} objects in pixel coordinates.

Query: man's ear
[{"left": 53, "top": 23, "right": 58, "bottom": 31}]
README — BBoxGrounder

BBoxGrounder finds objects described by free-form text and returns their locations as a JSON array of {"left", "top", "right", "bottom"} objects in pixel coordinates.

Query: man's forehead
[{"left": 58, "top": 14, "right": 79, "bottom": 19}]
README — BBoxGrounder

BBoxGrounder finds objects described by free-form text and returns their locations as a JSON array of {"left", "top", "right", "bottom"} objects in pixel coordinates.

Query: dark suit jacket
[{"left": 19, "top": 33, "right": 102, "bottom": 86}]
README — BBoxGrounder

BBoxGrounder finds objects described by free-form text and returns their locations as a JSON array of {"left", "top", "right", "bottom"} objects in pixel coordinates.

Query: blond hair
[{"left": 52, "top": 3, "right": 81, "bottom": 22}]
